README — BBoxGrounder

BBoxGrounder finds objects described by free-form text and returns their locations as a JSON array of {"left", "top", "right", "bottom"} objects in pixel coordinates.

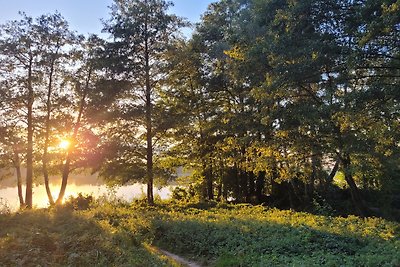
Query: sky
[{"left": 0, "top": 0, "right": 214, "bottom": 36}]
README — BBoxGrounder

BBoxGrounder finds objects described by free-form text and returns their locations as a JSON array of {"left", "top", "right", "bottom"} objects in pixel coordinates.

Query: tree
[
  {"left": 0, "top": 13, "right": 100, "bottom": 208},
  {"left": 167, "top": 0, "right": 399, "bottom": 215},
  {"left": 0, "top": 125, "right": 25, "bottom": 207},
  {"left": 34, "top": 13, "right": 80, "bottom": 205},
  {"left": 101, "top": 0, "right": 186, "bottom": 205},
  {"left": 162, "top": 38, "right": 221, "bottom": 200},
  {"left": 55, "top": 36, "right": 102, "bottom": 204},
  {"left": 0, "top": 13, "right": 45, "bottom": 208}
]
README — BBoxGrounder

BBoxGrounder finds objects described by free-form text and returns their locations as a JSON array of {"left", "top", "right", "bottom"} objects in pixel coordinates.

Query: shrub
[
  {"left": 64, "top": 193, "right": 94, "bottom": 210},
  {"left": 171, "top": 187, "right": 188, "bottom": 201}
]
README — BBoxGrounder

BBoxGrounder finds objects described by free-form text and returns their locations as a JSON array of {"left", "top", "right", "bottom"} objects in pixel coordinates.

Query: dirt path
[
  {"left": 145, "top": 245, "right": 202, "bottom": 267},
  {"left": 158, "top": 248, "right": 202, "bottom": 267}
]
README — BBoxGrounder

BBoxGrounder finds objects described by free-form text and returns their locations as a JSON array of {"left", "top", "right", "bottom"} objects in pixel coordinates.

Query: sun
[{"left": 59, "top": 139, "right": 71, "bottom": 150}]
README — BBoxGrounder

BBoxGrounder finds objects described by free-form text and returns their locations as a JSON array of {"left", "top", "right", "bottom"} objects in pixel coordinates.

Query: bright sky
[{"left": 0, "top": 0, "right": 214, "bottom": 36}]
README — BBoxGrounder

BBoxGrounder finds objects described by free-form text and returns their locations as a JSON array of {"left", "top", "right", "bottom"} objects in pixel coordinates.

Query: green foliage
[
  {"left": 96, "top": 0, "right": 188, "bottom": 204},
  {"left": 171, "top": 187, "right": 189, "bottom": 202},
  {"left": 0, "top": 0, "right": 398, "bottom": 225},
  {"left": 171, "top": 186, "right": 198, "bottom": 203},
  {"left": 64, "top": 193, "right": 94, "bottom": 211},
  {"left": 159, "top": 0, "right": 400, "bottom": 216},
  {"left": 149, "top": 204, "right": 400, "bottom": 266}
]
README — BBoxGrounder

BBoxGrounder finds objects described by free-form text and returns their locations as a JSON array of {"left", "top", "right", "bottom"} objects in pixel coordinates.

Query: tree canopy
[{"left": 0, "top": 0, "right": 399, "bottom": 218}]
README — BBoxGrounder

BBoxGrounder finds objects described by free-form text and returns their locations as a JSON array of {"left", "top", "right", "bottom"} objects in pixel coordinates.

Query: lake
[{"left": 0, "top": 173, "right": 173, "bottom": 211}]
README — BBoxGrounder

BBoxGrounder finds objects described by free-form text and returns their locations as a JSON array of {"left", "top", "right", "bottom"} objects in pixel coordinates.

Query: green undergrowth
[
  {"left": 87, "top": 201, "right": 400, "bottom": 267},
  {"left": 1, "top": 201, "right": 399, "bottom": 266},
  {"left": 152, "top": 203, "right": 400, "bottom": 266}
]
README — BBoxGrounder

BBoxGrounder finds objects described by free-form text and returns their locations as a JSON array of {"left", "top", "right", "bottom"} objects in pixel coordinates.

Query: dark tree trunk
[
  {"left": 248, "top": 172, "right": 255, "bottom": 201},
  {"left": 25, "top": 58, "right": 34, "bottom": 209},
  {"left": 13, "top": 151, "right": 24, "bottom": 207},
  {"left": 233, "top": 167, "right": 240, "bottom": 202},
  {"left": 145, "top": 36, "right": 154, "bottom": 206},
  {"left": 216, "top": 161, "right": 224, "bottom": 201},
  {"left": 239, "top": 170, "right": 248, "bottom": 202},
  {"left": 305, "top": 155, "right": 318, "bottom": 204},
  {"left": 341, "top": 154, "right": 370, "bottom": 216},
  {"left": 288, "top": 187, "right": 295, "bottom": 209},
  {"left": 255, "top": 171, "right": 265, "bottom": 203},
  {"left": 56, "top": 70, "right": 91, "bottom": 205},
  {"left": 310, "top": 155, "right": 317, "bottom": 194},
  {"left": 290, "top": 179, "right": 303, "bottom": 205},
  {"left": 56, "top": 157, "right": 71, "bottom": 205},
  {"left": 206, "top": 167, "right": 213, "bottom": 200},
  {"left": 43, "top": 57, "right": 56, "bottom": 206},
  {"left": 222, "top": 170, "right": 228, "bottom": 201},
  {"left": 270, "top": 161, "right": 279, "bottom": 197},
  {"left": 216, "top": 182, "right": 222, "bottom": 201},
  {"left": 327, "top": 158, "right": 340, "bottom": 184},
  {"left": 42, "top": 155, "right": 54, "bottom": 205}
]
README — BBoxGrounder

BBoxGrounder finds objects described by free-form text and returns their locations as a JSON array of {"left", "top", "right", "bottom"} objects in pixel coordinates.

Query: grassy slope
[
  {"left": 0, "top": 207, "right": 176, "bottom": 267},
  {"left": 1, "top": 202, "right": 399, "bottom": 266}
]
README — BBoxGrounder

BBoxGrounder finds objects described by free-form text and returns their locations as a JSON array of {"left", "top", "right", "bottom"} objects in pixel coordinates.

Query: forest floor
[{"left": 0, "top": 200, "right": 399, "bottom": 266}]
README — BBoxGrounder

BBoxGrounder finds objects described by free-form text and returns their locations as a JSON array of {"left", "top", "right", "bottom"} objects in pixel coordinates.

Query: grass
[
  {"left": 0, "top": 200, "right": 399, "bottom": 266},
  {"left": 150, "top": 203, "right": 400, "bottom": 266},
  {"left": 0, "top": 206, "right": 176, "bottom": 266}
]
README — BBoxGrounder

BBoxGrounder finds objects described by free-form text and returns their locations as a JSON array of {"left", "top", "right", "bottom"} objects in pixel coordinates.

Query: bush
[
  {"left": 64, "top": 193, "right": 94, "bottom": 210},
  {"left": 171, "top": 187, "right": 188, "bottom": 201},
  {"left": 171, "top": 185, "right": 198, "bottom": 202}
]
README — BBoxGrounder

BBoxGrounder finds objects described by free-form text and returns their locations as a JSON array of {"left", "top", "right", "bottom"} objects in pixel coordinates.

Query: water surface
[{"left": 0, "top": 174, "right": 172, "bottom": 211}]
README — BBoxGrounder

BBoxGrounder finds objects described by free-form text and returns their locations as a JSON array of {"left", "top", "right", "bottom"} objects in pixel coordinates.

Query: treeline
[
  {"left": 165, "top": 0, "right": 400, "bottom": 218},
  {"left": 0, "top": 0, "right": 399, "bottom": 217}
]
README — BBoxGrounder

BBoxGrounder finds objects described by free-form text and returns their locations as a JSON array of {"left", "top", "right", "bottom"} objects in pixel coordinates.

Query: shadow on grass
[{"left": 0, "top": 208, "right": 176, "bottom": 267}]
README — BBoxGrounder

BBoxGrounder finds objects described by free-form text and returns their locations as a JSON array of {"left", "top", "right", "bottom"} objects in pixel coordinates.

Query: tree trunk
[
  {"left": 270, "top": 160, "right": 279, "bottom": 197},
  {"left": 216, "top": 162, "right": 224, "bottom": 201},
  {"left": 255, "top": 171, "right": 265, "bottom": 203},
  {"left": 25, "top": 58, "right": 34, "bottom": 209},
  {"left": 248, "top": 172, "right": 255, "bottom": 201},
  {"left": 43, "top": 153, "right": 54, "bottom": 205},
  {"left": 43, "top": 57, "right": 56, "bottom": 206},
  {"left": 216, "top": 182, "right": 222, "bottom": 201},
  {"left": 341, "top": 154, "right": 370, "bottom": 216},
  {"left": 13, "top": 151, "right": 24, "bottom": 207},
  {"left": 222, "top": 170, "right": 228, "bottom": 202},
  {"left": 233, "top": 167, "right": 240, "bottom": 202},
  {"left": 56, "top": 157, "right": 71, "bottom": 205},
  {"left": 305, "top": 155, "right": 318, "bottom": 204},
  {"left": 144, "top": 35, "right": 154, "bottom": 205},
  {"left": 56, "top": 70, "right": 91, "bottom": 205},
  {"left": 327, "top": 158, "right": 340, "bottom": 184},
  {"left": 206, "top": 167, "right": 213, "bottom": 200}
]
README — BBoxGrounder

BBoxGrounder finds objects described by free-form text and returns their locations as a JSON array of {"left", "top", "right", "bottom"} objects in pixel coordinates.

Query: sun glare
[{"left": 59, "top": 140, "right": 71, "bottom": 150}]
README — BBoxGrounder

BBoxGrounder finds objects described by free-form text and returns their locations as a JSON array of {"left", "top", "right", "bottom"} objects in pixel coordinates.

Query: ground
[{"left": 0, "top": 200, "right": 399, "bottom": 266}]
